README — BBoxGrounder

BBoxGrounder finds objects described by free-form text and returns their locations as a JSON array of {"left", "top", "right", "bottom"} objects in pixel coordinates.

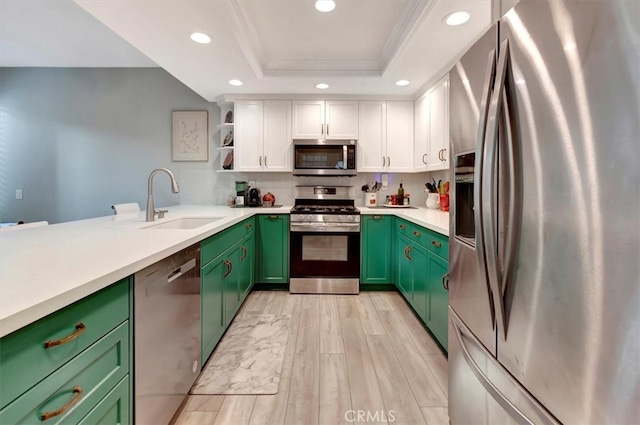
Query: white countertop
[
  {"left": 361, "top": 206, "right": 449, "bottom": 236},
  {"left": 0, "top": 204, "right": 449, "bottom": 338}
]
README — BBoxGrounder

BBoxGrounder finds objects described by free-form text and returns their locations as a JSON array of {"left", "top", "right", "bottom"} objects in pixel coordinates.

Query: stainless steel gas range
[{"left": 289, "top": 186, "right": 360, "bottom": 294}]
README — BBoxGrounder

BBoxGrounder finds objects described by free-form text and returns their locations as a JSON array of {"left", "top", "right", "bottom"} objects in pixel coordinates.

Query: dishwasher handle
[{"left": 146, "top": 258, "right": 196, "bottom": 296}]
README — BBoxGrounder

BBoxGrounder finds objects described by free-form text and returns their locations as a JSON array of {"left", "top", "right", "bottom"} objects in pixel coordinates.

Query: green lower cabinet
[
  {"left": 78, "top": 376, "right": 130, "bottom": 425},
  {"left": 396, "top": 233, "right": 413, "bottom": 298},
  {"left": 223, "top": 243, "right": 243, "bottom": 326},
  {"left": 239, "top": 233, "right": 255, "bottom": 302},
  {"left": 201, "top": 259, "right": 225, "bottom": 363},
  {"left": 360, "top": 215, "right": 392, "bottom": 285},
  {"left": 256, "top": 215, "right": 289, "bottom": 284},
  {"left": 394, "top": 218, "right": 449, "bottom": 352},
  {"left": 426, "top": 253, "right": 449, "bottom": 349}
]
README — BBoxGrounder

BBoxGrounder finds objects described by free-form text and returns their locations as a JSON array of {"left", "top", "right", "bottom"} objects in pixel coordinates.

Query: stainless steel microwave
[{"left": 293, "top": 140, "right": 357, "bottom": 176}]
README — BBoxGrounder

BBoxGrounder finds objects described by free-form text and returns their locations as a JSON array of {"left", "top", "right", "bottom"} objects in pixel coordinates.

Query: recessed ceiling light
[
  {"left": 395, "top": 80, "right": 410, "bottom": 86},
  {"left": 444, "top": 11, "right": 471, "bottom": 26},
  {"left": 315, "top": 0, "right": 336, "bottom": 12},
  {"left": 190, "top": 32, "right": 211, "bottom": 44},
  {"left": 229, "top": 79, "right": 243, "bottom": 86},
  {"left": 315, "top": 83, "right": 329, "bottom": 89}
]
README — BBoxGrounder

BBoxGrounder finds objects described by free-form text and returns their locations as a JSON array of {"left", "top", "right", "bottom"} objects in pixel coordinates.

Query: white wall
[{"left": 0, "top": 67, "right": 219, "bottom": 223}]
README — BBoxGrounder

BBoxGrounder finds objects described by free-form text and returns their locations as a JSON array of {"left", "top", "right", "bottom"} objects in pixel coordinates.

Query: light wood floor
[{"left": 174, "top": 291, "right": 449, "bottom": 425}]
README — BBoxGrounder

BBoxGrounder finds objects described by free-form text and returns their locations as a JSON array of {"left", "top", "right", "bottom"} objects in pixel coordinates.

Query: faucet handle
[{"left": 155, "top": 209, "right": 168, "bottom": 219}]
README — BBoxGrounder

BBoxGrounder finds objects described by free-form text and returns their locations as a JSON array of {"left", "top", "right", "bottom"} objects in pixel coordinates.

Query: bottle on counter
[{"left": 397, "top": 181, "right": 404, "bottom": 204}]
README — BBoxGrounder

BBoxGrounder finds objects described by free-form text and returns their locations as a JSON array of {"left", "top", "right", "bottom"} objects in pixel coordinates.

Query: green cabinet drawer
[
  {"left": 77, "top": 376, "right": 130, "bottom": 425},
  {"left": 396, "top": 218, "right": 448, "bottom": 260},
  {"left": 361, "top": 215, "right": 392, "bottom": 285},
  {"left": 0, "top": 279, "right": 130, "bottom": 408},
  {"left": 201, "top": 217, "right": 255, "bottom": 265},
  {"left": 0, "top": 322, "right": 129, "bottom": 424}
]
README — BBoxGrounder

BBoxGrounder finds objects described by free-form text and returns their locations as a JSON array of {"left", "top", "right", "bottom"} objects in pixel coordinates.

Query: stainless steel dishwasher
[{"left": 134, "top": 243, "right": 200, "bottom": 425}]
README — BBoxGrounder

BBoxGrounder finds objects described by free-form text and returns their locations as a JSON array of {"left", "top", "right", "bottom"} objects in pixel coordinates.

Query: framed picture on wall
[{"left": 172, "top": 110, "right": 209, "bottom": 161}]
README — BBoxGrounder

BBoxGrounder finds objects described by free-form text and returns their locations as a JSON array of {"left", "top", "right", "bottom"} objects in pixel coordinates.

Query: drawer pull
[
  {"left": 399, "top": 224, "right": 407, "bottom": 230},
  {"left": 246, "top": 223, "right": 252, "bottom": 229},
  {"left": 413, "top": 231, "right": 421, "bottom": 237},
  {"left": 223, "top": 260, "right": 232, "bottom": 278},
  {"left": 44, "top": 323, "right": 86, "bottom": 349},
  {"left": 268, "top": 215, "right": 279, "bottom": 219},
  {"left": 372, "top": 215, "right": 383, "bottom": 220},
  {"left": 404, "top": 246, "right": 413, "bottom": 261},
  {"left": 241, "top": 246, "right": 247, "bottom": 260},
  {"left": 431, "top": 240, "right": 442, "bottom": 248},
  {"left": 41, "top": 386, "right": 83, "bottom": 421}
]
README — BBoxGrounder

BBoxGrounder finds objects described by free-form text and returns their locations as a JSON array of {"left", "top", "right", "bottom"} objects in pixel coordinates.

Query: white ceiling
[{"left": 1, "top": 0, "right": 492, "bottom": 101}]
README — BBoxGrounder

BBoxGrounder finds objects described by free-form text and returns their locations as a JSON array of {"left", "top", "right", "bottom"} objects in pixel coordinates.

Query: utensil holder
[
  {"left": 365, "top": 192, "right": 377, "bottom": 207},
  {"left": 426, "top": 192, "right": 440, "bottom": 209}
]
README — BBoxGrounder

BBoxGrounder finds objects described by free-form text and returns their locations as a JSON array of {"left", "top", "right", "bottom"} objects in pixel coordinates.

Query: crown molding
[
  {"left": 379, "top": 0, "right": 437, "bottom": 77},
  {"left": 226, "top": 0, "right": 265, "bottom": 78}
]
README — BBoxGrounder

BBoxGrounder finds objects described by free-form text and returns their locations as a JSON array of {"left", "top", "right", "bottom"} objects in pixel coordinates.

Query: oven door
[{"left": 289, "top": 225, "right": 360, "bottom": 294}]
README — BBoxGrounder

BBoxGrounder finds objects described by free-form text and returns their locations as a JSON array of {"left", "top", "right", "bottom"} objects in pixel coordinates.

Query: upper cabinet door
[
  {"left": 292, "top": 100, "right": 325, "bottom": 139},
  {"left": 358, "top": 101, "right": 386, "bottom": 172},
  {"left": 325, "top": 101, "right": 358, "bottom": 139},
  {"left": 414, "top": 94, "right": 430, "bottom": 171},
  {"left": 263, "top": 100, "right": 292, "bottom": 171},
  {"left": 235, "top": 100, "right": 264, "bottom": 172},
  {"left": 386, "top": 101, "right": 414, "bottom": 172},
  {"left": 426, "top": 75, "right": 450, "bottom": 170}
]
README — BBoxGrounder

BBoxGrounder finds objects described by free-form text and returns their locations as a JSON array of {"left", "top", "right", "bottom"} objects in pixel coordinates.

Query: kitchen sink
[{"left": 143, "top": 217, "right": 223, "bottom": 230}]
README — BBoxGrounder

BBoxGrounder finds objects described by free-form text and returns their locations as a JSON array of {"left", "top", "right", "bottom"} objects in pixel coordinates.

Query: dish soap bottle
[{"left": 397, "top": 181, "right": 404, "bottom": 205}]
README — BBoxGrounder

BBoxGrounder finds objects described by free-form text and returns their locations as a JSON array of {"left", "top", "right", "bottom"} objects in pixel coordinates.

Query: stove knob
[
  {"left": 336, "top": 215, "right": 343, "bottom": 222},
  {"left": 307, "top": 215, "right": 313, "bottom": 222},
  {"left": 346, "top": 216, "right": 354, "bottom": 222}
]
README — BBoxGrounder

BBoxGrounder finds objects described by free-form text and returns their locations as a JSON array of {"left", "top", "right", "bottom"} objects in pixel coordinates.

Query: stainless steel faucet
[{"left": 146, "top": 168, "right": 180, "bottom": 222}]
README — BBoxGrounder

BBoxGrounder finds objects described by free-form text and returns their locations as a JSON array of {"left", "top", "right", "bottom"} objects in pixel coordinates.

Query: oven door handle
[
  {"left": 343, "top": 145, "right": 348, "bottom": 169},
  {"left": 290, "top": 223, "right": 360, "bottom": 233}
]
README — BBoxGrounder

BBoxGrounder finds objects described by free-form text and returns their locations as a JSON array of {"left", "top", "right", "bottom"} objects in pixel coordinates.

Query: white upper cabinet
[
  {"left": 263, "top": 100, "right": 292, "bottom": 171},
  {"left": 325, "top": 101, "right": 359, "bottom": 139},
  {"left": 358, "top": 101, "right": 387, "bottom": 172},
  {"left": 236, "top": 100, "right": 292, "bottom": 172},
  {"left": 386, "top": 101, "right": 414, "bottom": 172},
  {"left": 358, "top": 100, "right": 413, "bottom": 173},
  {"left": 426, "top": 75, "right": 450, "bottom": 170},
  {"left": 413, "top": 75, "right": 450, "bottom": 172},
  {"left": 292, "top": 100, "right": 358, "bottom": 140},
  {"left": 414, "top": 93, "right": 430, "bottom": 171}
]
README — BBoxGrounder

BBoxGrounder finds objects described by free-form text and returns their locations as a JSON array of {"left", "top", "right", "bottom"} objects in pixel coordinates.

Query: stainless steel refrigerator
[{"left": 448, "top": 0, "right": 640, "bottom": 423}]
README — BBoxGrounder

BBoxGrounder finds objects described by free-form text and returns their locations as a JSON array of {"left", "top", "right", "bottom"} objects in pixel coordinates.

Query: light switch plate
[{"left": 15, "top": 189, "right": 23, "bottom": 200}]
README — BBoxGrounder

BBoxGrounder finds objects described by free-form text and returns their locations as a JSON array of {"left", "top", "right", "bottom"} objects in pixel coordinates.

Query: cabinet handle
[
  {"left": 223, "top": 260, "right": 232, "bottom": 278},
  {"left": 413, "top": 231, "right": 422, "bottom": 238},
  {"left": 431, "top": 240, "right": 442, "bottom": 248},
  {"left": 405, "top": 246, "right": 413, "bottom": 261},
  {"left": 372, "top": 215, "right": 383, "bottom": 220},
  {"left": 321, "top": 124, "right": 324, "bottom": 135},
  {"left": 399, "top": 224, "right": 406, "bottom": 230},
  {"left": 326, "top": 124, "right": 329, "bottom": 135},
  {"left": 387, "top": 156, "right": 391, "bottom": 166},
  {"left": 443, "top": 148, "right": 447, "bottom": 162},
  {"left": 41, "top": 386, "right": 83, "bottom": 421},
  {"left": 264, "top": 156, "right": 267, "bottom": 166},
  {"left": 246, "top": 223, "right": 252, "bottom": 229},
  {"left": 442, "top": 273, "right": 450, "bottom": 291},
  {"left": 241, "top": 246, "right": 247, "bottom": 260},
  {"left": 382, "top": 156, "right": 386, "bottom": 167},
  {"left": 44, "top": 323, "right": 86, "bottom": 349},
  {"left": 268, "top": 215, "right": 279, "bottom": 219},
  {"left": 259, "top": 156, "right": 262, "bottom": 166},
  {"left": 422, "top": 154, "right": 427, "bottom": 164}
]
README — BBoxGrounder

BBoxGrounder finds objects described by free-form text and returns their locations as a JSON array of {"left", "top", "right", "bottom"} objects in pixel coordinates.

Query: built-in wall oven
[{"left": 290, "top": 186, "right": 360, "bottom": 294}]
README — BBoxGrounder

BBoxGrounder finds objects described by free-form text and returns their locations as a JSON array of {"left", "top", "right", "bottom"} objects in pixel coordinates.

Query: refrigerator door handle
[
  {"left": 483, "top": 38, "right": 510, "bottom": 339},
  {"left": 473, "top": 48, "right": 497, "bottom": 327},
  {"left": 452, "top": 312, "right": 559, "bottom": 425},
  {"left": 500, "top": 89, "right": 522, "bottom": 299}
]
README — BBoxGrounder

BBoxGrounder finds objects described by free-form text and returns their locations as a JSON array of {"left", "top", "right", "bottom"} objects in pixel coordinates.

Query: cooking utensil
[
  {"left": 361, "top": 184, "right": 370, "bottom": 192},
  {"left": 444, "top": 181, "right": 450, "bottom": 194}
]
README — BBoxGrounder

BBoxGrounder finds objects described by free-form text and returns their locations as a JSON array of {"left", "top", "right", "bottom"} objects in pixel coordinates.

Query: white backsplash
[{"left": 180, "top": 168, "right": 450, "bottom": 208}]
